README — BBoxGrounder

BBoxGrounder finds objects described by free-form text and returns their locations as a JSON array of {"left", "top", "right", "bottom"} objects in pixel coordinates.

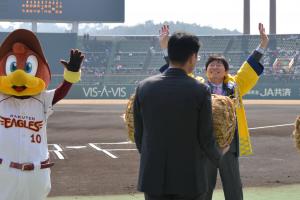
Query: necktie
[{"left": 213, "top": 86, "right": 223, "bottom": 95}]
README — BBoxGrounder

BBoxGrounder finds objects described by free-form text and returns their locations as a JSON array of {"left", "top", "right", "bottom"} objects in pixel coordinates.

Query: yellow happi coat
[{"left": 192, "top": 59, "right": 260, "bottom": 156}]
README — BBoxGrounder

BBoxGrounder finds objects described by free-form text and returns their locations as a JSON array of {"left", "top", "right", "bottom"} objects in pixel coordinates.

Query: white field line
[
  {"left": 49, "top": 144, "right": 65, "bottom": 160},
  {"left": 249, "top": 123, "right": 294, "bottom": 130},
  {"left": 99, "top": 141, "right": 132, "bottom": 145},
  {"left": 65, "top": 146, "right": 87, "bottom": 149},
  {"left": 88, "top": 143, "right": 118, "bottom": 159},
  {"left": 53, "top": 151, "right": 65, "bottom": 159},
  {"left": 106, "top": 149, "right": 137, "bottom": 151}
]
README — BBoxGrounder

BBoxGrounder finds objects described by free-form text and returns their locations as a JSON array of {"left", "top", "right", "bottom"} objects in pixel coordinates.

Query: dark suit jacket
[{"left": 134, "top": 68, "right": 221, "bottom": 196}]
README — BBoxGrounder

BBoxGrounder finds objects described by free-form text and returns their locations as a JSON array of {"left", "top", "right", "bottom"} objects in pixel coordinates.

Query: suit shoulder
[
  {"left": 187, "top": 76, "right": 209, "bottom": 92},
  {"left": 140, "top": 74, "right": 161, "bottom": 84},
  {"left": 137, "top": 74, "right": 162, "bottom": 89}
]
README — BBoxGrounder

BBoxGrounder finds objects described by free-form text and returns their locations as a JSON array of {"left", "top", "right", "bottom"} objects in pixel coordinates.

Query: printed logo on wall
[
  {"left": 248, "top": 88, "right": 292, "bottom": 97},
  {"left": 83, "top": 86, "right": 127, "bottom": 98}
]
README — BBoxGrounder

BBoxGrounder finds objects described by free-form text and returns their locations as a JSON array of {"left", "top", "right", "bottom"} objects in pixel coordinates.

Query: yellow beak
[{"left": 0, "top": 70, "right": 45, "bottom": 96}]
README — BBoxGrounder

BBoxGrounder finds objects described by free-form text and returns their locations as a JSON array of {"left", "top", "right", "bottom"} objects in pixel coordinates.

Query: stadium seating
[{"left": 76, "top": 34, "right": 300, "bottom": 85}]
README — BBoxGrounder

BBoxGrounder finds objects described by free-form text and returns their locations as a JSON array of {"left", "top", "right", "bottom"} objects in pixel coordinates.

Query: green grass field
[{"left": 48, "top": 184, "right": 300, "bottom": 200}]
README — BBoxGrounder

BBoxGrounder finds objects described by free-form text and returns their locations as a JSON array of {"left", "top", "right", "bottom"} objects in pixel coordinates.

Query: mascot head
[{"left": 0, "top": 29, "right": 51, "bottom": 97}]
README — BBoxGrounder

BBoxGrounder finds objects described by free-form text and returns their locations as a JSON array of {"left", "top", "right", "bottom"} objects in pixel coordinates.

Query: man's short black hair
[
  {"left": 205, "top": 55, "right": 229, "bottom": 71},
  {"left": 168, "top": 32, "right": 200, "bottom": 65}
]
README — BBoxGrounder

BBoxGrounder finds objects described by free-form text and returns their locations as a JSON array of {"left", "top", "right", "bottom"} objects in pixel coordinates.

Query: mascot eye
[
  {"left": 5, "top": 55, "right": 17, "bottom": 75},
  {"left": 25, "top": 55, "right": 38, "bottom": 76},
  {"left": 25, "top": 62, "right": 33, "bottom": 73}
]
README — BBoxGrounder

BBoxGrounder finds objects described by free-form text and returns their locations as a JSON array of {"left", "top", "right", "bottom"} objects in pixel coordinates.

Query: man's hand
[
  {"left": 220, "top": 145, "right": 230, "bottom": 155},
  {"left": 60, "top": 49, "right": 84, "bottom": 72},
  {"left": 159, "top": 24, "right": 169, "bottom": 50},
  {"left": 258, "top": 23, "right": 269, "bottom": 49}
]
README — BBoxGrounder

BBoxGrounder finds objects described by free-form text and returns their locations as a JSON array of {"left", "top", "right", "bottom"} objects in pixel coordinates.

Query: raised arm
[
  {"left": 52, "top": 49, "right": 84, "bottom": 105},
  {"left": 232, "top": 23, "right": 269, "bottom": 96},
  {"left": 159, "top": 25, "right": 170, "bottom": 73}
]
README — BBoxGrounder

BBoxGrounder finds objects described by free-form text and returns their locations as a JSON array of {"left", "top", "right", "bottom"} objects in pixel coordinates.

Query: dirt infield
[{"left": 47, "top": 103, "right": 300, "bottom": 197}]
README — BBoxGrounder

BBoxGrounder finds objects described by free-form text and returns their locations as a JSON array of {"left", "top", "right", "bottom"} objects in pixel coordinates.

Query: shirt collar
[{"left": 210, "top": 82, "right": 223, "bottom": 88}]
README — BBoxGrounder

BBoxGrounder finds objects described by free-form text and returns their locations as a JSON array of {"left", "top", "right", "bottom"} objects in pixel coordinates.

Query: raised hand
[
  {"left": 159, "top": 24, "right": 169, "bottom": 50},
  {"left": 60, "top": 49, "right": 84, "bottom": 72},
  {"left": 258, "top": 23, "right": 269, "bottom": 49}
]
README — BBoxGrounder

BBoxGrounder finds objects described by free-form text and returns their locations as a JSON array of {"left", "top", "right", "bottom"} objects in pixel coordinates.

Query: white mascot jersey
[{"left": 0, "top": 90, "right": 55, "bottom": 200}]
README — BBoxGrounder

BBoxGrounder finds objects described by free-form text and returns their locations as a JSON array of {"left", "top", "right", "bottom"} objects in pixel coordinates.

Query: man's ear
[
  {"left": 185, "top": 55, "right": 192, "bottom": 67},
  {"left": 188, "top": 53, "right": 197, "bottom": 65}
]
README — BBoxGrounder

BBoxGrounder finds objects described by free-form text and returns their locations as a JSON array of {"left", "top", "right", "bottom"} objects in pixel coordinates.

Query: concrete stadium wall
[{"left": 48, "top": 82, "right": 300, "bottom": 100}]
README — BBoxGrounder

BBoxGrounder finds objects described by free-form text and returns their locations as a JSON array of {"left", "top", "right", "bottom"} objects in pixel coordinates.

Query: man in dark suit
[
  {"left": 134, "top": 32, "right": 228, "bottom": 200},
  {"left": 158, "top": 24, "right": 268, "bottom": 200}
]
